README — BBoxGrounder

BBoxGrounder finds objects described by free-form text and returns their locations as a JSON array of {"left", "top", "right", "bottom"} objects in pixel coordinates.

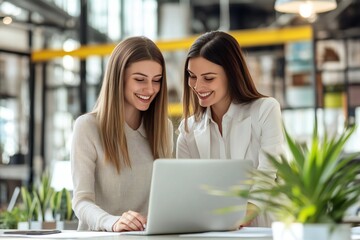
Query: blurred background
[{"left": 0, "top": 0, "right": 359, "bottom": 209}]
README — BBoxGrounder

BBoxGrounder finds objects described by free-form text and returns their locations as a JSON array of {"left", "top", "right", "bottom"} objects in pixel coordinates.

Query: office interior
[{"left": 0, "top": 0, "right": 359, "bottom": 213}]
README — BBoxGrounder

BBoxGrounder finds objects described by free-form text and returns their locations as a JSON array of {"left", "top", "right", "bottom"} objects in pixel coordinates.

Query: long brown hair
[
  {"left": 182, "top": 31, "right": 265, "bottom": 131},
  {"left": 93, "top": 36, "right": 172, "bottom": 173}
]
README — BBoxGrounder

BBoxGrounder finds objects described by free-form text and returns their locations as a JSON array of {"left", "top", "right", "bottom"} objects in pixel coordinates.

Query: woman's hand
[
  {"left": 112, "top": 210, "right": 147, "bottom": 232},
  {"left": 239, "top": 203, "right": 260, "bottom": 228}
]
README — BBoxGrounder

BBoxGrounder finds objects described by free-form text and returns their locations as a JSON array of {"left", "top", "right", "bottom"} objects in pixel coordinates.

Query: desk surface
[
  {"left": 0, "top": 230, "right": 272, "bottom": 240},
  {"left": 0, "top": 235, "right": 271, "bottom": 240},
  {"left": 81, "top": 235, "right": 270, "bottom": 240}
]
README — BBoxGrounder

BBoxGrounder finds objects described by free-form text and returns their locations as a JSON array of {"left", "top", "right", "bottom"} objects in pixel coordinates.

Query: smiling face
[
  {"left": 124, "top": 60, "right": 162, "bottom": 115},
  {"left": 187, "top": 57, "right": 231, "bottom": 114}
]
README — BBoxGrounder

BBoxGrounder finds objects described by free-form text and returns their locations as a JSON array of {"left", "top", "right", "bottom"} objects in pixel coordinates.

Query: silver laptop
[{"left": 123, "top": 159, "right": 252, "bottom": 235}]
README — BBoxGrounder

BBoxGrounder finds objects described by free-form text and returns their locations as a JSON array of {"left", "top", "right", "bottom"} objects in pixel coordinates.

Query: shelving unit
[
  {"left": 261, "top": 30, "right": 360, "bottom": 143},
  {"left": 315, "top": 34, "right": 360, "bottom": 127},
  {"left": 0, "top": 164, "right": 28, "bottom": 208},
  {"left": 284, "top": 41, "right": 314, "bottom": 109}
]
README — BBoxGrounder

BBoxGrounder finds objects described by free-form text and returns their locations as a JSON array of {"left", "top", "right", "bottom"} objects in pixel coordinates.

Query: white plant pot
[
  {"left": 35, "top": 221, "right": 57, "bottom": 229},
  {"left": 18, "top": 221, "right": 77, "bottom": 230},
  {"left": 17, "top": 221, "right": 29, "bottom": 230},
  {"left": 272, "top": 222, "right": 351, "bottom": 240},
  {"left": 17, "top": 221, "right": 56, "bottom": 230},
  {"left": 56, "top": 220, "right": 78, "bottom": 230}
]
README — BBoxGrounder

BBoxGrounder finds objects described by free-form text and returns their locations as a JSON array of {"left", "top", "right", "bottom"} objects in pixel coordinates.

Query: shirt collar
[
  {"left": 204, "top": 102, "right": 237, "bottom": 123},
  {"left": 125, "top": 119, "right": 147, "bottom": 138},
  {"left": 224, "top": 102, "right": 238, "bottom": 119},
  {"left": 137, "top": 120, "right": 147, "bottom": 138}
]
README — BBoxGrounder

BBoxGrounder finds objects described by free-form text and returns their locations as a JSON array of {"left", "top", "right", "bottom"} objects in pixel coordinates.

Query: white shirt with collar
[{"left": 176, "top": 97, "right": 286, "bottom": 227}]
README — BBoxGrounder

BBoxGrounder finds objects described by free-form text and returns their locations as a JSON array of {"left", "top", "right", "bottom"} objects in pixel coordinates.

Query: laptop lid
[{"left": 144, "top": 159, "right": 252, "bottom": 235}]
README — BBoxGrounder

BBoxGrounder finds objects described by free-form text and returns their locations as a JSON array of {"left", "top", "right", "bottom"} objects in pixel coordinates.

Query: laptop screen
[{"left": 144, "top": 159, "right": 252, "bottom": 235}]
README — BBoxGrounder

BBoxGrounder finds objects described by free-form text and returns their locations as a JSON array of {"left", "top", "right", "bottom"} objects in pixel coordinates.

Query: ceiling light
[
  {"left": 275, "top": 0, "right": 337, "bottom": 15},
  {"left": 2, "top": 16, "right": 12, "bottom": 25}
]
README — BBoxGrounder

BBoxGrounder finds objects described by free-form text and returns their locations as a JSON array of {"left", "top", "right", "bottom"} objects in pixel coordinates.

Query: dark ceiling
[
  {"left": 1, "top": 0, "right": 110, "bottom": 43},
  {"left": 188, "top": 0, "right": 277, "bottom": 32},
  {"left": 186, "top": 0, "right": 360, "bottom": 37}
]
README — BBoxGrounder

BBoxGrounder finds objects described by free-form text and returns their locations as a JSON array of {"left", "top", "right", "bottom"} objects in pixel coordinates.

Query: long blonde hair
[{"left": 93, "top": 36, "right": 172, "bottom": 173}]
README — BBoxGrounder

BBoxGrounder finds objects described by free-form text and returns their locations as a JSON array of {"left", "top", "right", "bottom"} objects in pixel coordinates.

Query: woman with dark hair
[
  {"left": 176, "top": 31, "right": 285, "bottom": 227},
  {"left": 71, "top": 36, "right": 173, "bottom": 232}
]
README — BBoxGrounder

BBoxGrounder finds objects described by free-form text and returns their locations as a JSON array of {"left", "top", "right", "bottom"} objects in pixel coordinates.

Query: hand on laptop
[
  {"left": 112, "top": 210, "right": 147, "bottom": 232},
  {"left": 239, "top": 203, "right": 260, "bottom": 228}
]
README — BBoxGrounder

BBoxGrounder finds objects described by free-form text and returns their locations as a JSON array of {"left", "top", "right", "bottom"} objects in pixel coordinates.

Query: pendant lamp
[{"left": 275, "top": 0, "right": 337, "bottom": 14}]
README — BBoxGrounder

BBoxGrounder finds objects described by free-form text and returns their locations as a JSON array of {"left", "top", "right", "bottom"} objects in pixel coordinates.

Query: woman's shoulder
[
  {"left": 74, "top": 113, "right": 98, "bottom": 130},
  {"left": 252, "top": 97, "right": 280, "bottom": 108},
  {"left": 245, "top": 97, "right": 280, "bottom": 115},
  {"left": 249, "top": 97, "right": 282, "bottom": 125},
  {"left": 230, "top": 97, "right": 281, "bottom": 123}
]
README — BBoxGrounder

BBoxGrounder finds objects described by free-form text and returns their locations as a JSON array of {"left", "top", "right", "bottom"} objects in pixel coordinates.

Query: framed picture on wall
[{"left": 317, "top": 40, "right": 346, "bottom": 70}]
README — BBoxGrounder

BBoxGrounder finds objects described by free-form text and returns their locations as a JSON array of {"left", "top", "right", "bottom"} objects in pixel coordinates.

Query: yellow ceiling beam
[
  {"left": 31, "top": 25, "right": 312, "bottom": 62},
  {"left": 168, "top": 102, "right": 183, "bottom": 117},
  {"left": 230, "top": 25, "right": 312, "bottom": 47}
]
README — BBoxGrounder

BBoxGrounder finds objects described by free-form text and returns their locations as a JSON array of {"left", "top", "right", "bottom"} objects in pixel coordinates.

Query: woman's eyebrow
[
  {"left": 201, "top": 72, "right": 217, "bottom": 76},
  {"left": 187, "top": 70, "right": 217, "bottom": 76},
  {"left": 132, "top": 72, "right": 148, "bottom": 77},
  {"left": 132, "top": 72, "right": 162, "bottom": 78}
]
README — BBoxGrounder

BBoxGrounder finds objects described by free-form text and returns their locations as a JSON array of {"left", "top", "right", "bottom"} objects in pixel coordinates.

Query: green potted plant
[
  {"left": 232, "top": 123, "right": 360, "bottom": 240},
  {"left": 0, "top": 207, "right": 27, "bottom": 229},
  {"left": 18, "top": 171, "right": 56, "bottom": 229},
  {"left": 34, "top": 170, "right": 55, "bottom": 223},
  {"left": 51, "top": 188, "right": 77, "bottom": 230},
  {"left": 18, "top": 185, "right": 39, "bottom": 229}
]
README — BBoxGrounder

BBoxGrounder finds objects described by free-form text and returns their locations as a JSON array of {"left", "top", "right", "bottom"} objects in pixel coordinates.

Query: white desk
[
  {"left": 0, "top": 230, "right": 272, "bottom": 240},
  {"left": 96, "top": 235, "right": 270, "bottom": 240},
  {"left": 0, "top": 235, "right": 271, "bottom": 240}
]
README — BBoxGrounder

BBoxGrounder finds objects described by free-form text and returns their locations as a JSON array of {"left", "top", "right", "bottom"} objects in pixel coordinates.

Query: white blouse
[{"left": 176, "top": 97, "right": 286, "bottom": 227}]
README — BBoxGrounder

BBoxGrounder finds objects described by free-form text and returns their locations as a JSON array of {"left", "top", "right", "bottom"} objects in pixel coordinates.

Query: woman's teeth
[
  {"left": 198, "top": 92, "right": 212, "bottom": 97},
  {"left": 136, "top": 94, "right": 150, "bottom": 100}
]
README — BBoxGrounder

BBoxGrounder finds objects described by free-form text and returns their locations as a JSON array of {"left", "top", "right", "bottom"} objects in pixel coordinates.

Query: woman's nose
[
  {"left": 143, "top": 81, "right": 155, "bottom": 94},
  {"left": 192, "top": 79, "right": 201, "bottom": 90}
]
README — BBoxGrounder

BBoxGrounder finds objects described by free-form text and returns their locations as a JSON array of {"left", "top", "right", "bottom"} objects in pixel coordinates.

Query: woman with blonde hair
[{"left": 71, "top": 36, "right": 173, "bottom": 232}]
